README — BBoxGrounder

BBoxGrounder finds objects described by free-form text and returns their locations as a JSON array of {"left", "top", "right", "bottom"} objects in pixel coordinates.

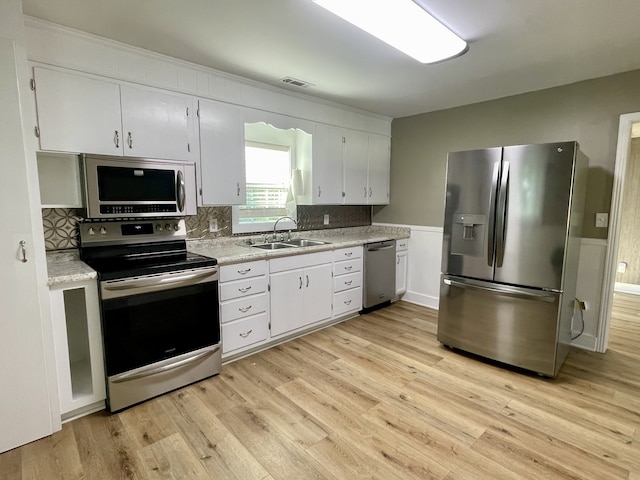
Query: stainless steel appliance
[
  {"left": 82, "top": 154, "right": 196, "bottom": 219},
  {"left": 363, "top": 240, "right": 396, "bottom": 309},
  {"left": 438, "top": 141, "right": 588, "bottom": 377},
  {"left": 79, "top": 219, "right": 221, "bottom": 411}
]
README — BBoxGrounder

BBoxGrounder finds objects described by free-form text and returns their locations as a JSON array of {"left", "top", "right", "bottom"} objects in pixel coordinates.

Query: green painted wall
[{"left": 374, "top": 69, "right": 640, "bottom": 239}]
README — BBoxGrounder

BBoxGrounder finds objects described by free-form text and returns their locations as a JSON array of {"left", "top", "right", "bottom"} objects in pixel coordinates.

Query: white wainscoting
[
  {"left": 575, "top": 238, "right": 607, "bottom": 351},
  {"left": 375, "top": 223, "right": 607, "bottom": 351}
]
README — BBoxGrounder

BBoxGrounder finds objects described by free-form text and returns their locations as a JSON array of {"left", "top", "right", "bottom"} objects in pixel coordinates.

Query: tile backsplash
[{"left": 42, "top": 205, "right": 372, "bottom": 250}]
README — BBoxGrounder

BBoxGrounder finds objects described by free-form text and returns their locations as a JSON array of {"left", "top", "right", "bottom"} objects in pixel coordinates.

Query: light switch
[{"left": 595, "top": 213, "right": 608, "bottom": 228}]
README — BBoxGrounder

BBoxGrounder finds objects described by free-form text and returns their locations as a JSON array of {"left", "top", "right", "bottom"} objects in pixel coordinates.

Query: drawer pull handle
[
  {"left": 344, "top": 299, "right": 352, "bottom": 305},
  {"left": 239, "top": 330, "right": 253, "bottom": 338},
  {"left": 344, "top": 266, "right": 353, "bottom": 271},
  {"left": 238, "top": 286, "right": 252, "bottom": 293},
  {"left": 239, "top": 305, "right": 252, "bottom": 313},
  {"left": 345, "top": 252, "right": 353, "bottom": 257},
  {"left": 238, "top": 268, "right": 251, "bottom": 275},
  {"left": 345, "top": 280, "right": 353, "bottom": 286}
]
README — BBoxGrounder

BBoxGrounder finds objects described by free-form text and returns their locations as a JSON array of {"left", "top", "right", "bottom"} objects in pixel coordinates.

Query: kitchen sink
[
  {"left": 251, "top": 242, "right": 296, "bottom": 250},
  {"left": 282, "top": 239, "right": 330, "bottom": 247},
  {"left": 249, "top": 238, "right": 330, "bottom": 250}
]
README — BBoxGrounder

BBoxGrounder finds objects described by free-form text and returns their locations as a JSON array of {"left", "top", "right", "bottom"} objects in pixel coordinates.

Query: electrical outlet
[
  {"left": 576, "top": 300, "right": 587, "bottom": 311},
  {"left": 618, "top": 262, "right": 627, "bottom": 273},
  {"left": 209, "top": 217, "right": 218, "bottom": 232},
  {"left": 595, "top": 213, "right": 608, "bottom": 228},
  {"left": 323, "top": 214, "right": 329, "bottom": 225}
]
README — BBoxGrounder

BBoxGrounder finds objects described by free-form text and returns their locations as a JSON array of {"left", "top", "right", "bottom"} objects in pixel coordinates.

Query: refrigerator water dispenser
[{"left": 451, "top": 213, "right": 485, "bottom": 256}]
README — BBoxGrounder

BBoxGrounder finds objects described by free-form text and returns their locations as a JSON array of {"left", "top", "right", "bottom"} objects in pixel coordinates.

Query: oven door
[{"left": 100, "top": 266, "right": 220, "bottom": 411}]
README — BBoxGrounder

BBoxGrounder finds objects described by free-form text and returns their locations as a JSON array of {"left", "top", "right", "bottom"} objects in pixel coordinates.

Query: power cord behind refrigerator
[{"left": 571, "top": 298, "right": 586, "bottom": 340}]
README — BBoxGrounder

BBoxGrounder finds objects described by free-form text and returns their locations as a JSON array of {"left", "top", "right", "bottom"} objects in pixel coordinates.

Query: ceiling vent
[{"left": 280, "top": 77, "right": 315, "bottom": 89}]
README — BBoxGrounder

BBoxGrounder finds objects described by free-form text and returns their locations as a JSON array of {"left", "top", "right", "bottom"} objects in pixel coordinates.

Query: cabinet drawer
[
  {"left": 334, "top": 287, "right": 362, "bottom": 317},
  {"left": 334, "top": 272, "right": 362, "bottom": 293},
  {"left": 220, "top": 260, "right": 267, "bottom": 282},
  {"left": 222, "top": 313, "right": 269, "bottom": 354},
  {"left": 334, "top": 258, "right": 362, "bottom": 276},
  {"left": 333, "top": 246, "right": 362, "bottom": 261},
  {"left": 220, "top": 292, "right": 268, "bottom": 323},
  {"left": 269, "top": 250, "right": 333, "bottom": 273},
  {"left": 396, "top": 239, "right": 408, "bottom": 251},
  {"left": 219, "top": 276, "right": 267, "bottom": 302}
]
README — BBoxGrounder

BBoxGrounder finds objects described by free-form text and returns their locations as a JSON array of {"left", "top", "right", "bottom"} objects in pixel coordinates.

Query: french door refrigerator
[{"left": 437, "top": 141, "right": 588, "bottom": 377}]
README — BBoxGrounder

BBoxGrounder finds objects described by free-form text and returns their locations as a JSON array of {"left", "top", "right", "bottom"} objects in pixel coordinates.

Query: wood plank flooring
[{"left": 2, "top": 300, "right": 639, "bottom": 479}]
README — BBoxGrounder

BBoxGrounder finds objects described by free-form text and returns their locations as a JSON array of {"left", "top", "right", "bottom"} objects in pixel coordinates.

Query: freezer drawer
[{"left": 437, "top": 275, "right": 564, "bottom": 376}]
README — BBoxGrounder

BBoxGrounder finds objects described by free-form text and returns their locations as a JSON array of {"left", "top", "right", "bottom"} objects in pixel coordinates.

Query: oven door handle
[
  {"left": 103, "top": 268, "right": 218, "bottom": 294},
  {"left": 110, "top": 345, "right": 220, "bottom": 384}
]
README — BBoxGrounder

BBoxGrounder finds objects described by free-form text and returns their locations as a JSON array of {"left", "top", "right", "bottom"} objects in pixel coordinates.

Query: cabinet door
[
  {"left": 343, "top": 129, "right": 369, "bottom": 204},
  {"left": 367, "top": 134, "right": 391, "bottom": 204},
  {"left": 198, "top": 99, "right": 246, "bottom": 205},
  {"left": 34, "top": 67, "right": 122, "bottom": 155},
  {"left": 312, "top": 124, "right": 344, "bottom": 204},
  {"left": 270, "top": 268, "right": 304, "bottom": 337},
  {"left": 120, "top": 84, "right": 190, "bottom": 161},
  {"left": 303, "top": 263, "right": 333, "bottom": 324},
  {"left": 396, "top": 251, "right": 408, "bottom": 295}
]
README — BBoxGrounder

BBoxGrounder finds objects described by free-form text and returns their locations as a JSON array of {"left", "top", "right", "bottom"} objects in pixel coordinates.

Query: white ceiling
[{"left": 21, "top": 0, "right": 640, "bottom": 119}]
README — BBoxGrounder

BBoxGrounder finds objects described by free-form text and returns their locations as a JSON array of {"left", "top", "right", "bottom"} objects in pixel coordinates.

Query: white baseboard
[
  {"left": 614, "top": 282, "right": 640, "bottom": 295},
  {"left": 402, "top": 291, "right": 439, "bottom": 310},
  {"left": 570, "top": 333, "right": 597, "bottom": 352}
]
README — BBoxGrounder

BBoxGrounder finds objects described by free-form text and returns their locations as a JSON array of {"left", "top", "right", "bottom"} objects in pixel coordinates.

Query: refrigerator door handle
[
  {"left": 495, "top": 161, "right": 510, "bottom": 268},
  {"left": 487, "top": 162, "right": 500, "bottom": 267},
  {"left": 443, "top": 277, "right": 558, "bottom": 302}
]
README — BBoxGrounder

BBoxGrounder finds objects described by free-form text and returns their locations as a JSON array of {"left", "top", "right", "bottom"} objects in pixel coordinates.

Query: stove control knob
[
  {"left": 99, "top": 227, "right": 107, "bottom": 235},
  {"left": 88, "top": 227, "right": 96, "bottom": 235},
  {"left": 173, "top": 224, "right": 180, "bottom": 232},
  {"left": 165, "top": 224, "right": 172, "bottom": 231},
  {"left": 155, "top": 224, "right": 163, "bottom": 232}
]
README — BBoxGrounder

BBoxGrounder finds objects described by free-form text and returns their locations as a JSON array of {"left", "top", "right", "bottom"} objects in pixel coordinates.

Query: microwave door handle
[{"left": 176, "top": 170, "right": 186, "bottom": 212}]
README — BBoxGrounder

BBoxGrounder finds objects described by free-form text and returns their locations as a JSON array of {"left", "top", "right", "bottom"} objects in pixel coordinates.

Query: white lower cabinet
[
  {"left": 396, "top": 239, "right": 409, "bottom": 296},
  {"left": 332, "top": 246, "right": 363, "bottom": 317},
  {"left": 269, "top": 251, "right": 333, "bottom": 337},
  {"left": 49, "top": 280, "right": 105, "bottom": 420},
  {"left": 219, "top": 260, "right": 269, "bottom": 357}
]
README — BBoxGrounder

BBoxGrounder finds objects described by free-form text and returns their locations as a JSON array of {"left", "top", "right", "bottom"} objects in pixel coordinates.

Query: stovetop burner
[{"left": 79, "top": 219, "right": 217, "bottom": 280}]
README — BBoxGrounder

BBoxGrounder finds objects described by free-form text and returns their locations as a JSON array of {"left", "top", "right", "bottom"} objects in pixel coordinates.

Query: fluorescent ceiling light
[{"left": 312, "top": 0, "right": 467, "bottom": 64}]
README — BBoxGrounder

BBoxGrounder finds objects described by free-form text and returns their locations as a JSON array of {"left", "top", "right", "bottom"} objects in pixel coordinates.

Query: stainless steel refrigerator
[{"left": 437, "top": 141, "right": 588, "bottom": 377}]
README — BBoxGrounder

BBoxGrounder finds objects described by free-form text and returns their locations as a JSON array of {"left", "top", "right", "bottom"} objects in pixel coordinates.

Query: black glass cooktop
[{"left": 81, "top": 240, "right": 217, "bottom": 281}]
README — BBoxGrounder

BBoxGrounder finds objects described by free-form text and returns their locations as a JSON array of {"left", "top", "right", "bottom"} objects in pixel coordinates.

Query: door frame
[{"left": 596, "top": 112, "right": 640, "bottom": 352}]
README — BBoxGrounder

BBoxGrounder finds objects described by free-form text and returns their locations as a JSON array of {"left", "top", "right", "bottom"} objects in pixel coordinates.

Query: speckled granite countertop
[
  {"left": 46, "top": 226, "right": 409, "bottom": 285},
  {"left": 46, "top": 250, "right": 97, "bottom": 286},
  {"left": 187, "top": 226, "right": 410, "bottom": 266}
]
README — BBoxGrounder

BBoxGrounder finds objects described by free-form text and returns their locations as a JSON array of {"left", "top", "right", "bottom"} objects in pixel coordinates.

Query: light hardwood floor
[{"left": 2, "top": 300, "right": 639, "bottom": 479}]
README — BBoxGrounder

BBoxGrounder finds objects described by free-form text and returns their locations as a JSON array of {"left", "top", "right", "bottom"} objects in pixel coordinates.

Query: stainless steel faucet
[{"left": 272, "top": 216, "right": 297, "bottom": 242}]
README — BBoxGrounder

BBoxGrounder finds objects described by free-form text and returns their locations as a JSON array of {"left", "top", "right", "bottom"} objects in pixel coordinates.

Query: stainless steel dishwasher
[{"left": 363, "top": 240, "right": 396, "bottom": 310}]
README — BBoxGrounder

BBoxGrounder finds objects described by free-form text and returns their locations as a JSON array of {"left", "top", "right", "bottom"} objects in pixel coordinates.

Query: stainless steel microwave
[{"left": 82, "top": 154, "right": 196, "bottom": 219}]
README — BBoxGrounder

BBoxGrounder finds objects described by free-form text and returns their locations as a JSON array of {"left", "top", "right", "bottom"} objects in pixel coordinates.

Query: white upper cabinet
[
  {"left": 198, "top": 98, "right": 246, "bottom": 205},
  {"left": 119, "top": 84, "right": 190, "bottom": 161},
  {"left": 343, "top": 130, "right": 369, "bottom": 204},
  {"left": 33, "top": 67, "right": 191, "bottom": 161},
  {"left": 367, "top": 133, "right": 391, "bottom": 204},
  {"left": 34, "top": 67, "right": 122, "bottom": 156},
  {"left": 308, "top": 124, "right": 345, "bottom": 204}
]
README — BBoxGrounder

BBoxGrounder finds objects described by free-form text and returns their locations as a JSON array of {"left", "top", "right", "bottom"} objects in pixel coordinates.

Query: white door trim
[{"left": 597, "top": 112, "right": 640, "bottom": 352}]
